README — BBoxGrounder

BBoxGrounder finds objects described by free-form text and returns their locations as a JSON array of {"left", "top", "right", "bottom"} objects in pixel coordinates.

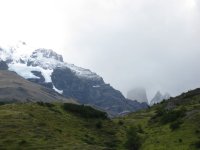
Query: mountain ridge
[
  {"left": 0, "top": 70, "right": 76, "bottom": 104},
  {"left": 0, "top": 42, "right": 148, "bottom": 116}
]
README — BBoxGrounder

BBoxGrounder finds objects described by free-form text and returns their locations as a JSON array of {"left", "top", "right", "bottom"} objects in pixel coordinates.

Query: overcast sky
[{"left": 0, "top": 0, "right": 200, "bottom": 99}]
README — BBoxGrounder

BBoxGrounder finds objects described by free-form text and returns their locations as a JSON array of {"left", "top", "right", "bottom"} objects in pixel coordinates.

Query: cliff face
[
  {"left": 0, "top": 61, "right": 8, "bottom": 70},
  {"left": 127, "top": 87, "right": 148, "bottom": 103},
  {"left": 51, "top": 67, "right": 148, "bottom": 116}
]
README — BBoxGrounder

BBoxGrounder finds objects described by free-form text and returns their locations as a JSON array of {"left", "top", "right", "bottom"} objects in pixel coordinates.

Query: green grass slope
[
  {"left": 0, "top": 103, "right": 119, "bottom": 150},
  {"left": 115, "top": 89, "right": 200, "bottom": 150},
  {"left": 0, "top": 88, "right": 200, "bottom": 150}
]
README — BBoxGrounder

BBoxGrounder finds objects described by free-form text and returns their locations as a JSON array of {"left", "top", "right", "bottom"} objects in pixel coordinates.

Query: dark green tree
[{"left": 125, "top": 126, "right": 141, "bottom": 150}]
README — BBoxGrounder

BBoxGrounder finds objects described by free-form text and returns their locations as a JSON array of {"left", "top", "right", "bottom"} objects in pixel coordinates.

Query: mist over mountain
[
  {"left": 150, "top": 91, "right": 171, "bottom": 106},
  {"left": 0, "top": 0, "right": 200, "bottom": 99},
  {"left": 127, "top": 87, "right": 148, "bottom": 103}
]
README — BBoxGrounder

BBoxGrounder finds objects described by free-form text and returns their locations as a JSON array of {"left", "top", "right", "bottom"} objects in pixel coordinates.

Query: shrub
[
  {"left": 63, "top": 103, "right": 108, "bottom": 119},
  {"left": 125, "top": 126, "right": 141, "bottom": 150},
  {"left": 155, "top": 107, "right": 166, "bottom": 117},
  {"left": 0, "top": 102, "right": 6, "bottom": 106},
  {"left": 195, "top": 130, "right": 200, "bottom": 134},
  {"left": 170, "top": 120, "right": 182, "bottom": 131},
  {"left": 18, "top": 140, "right": 27, "bottom": 145},
  {"left": 36, "top": 102, "right": 54, "bottom": 107},
  {"left": 118, "top": 120, "right": 124, "bottom": 126},
  {"left": 137, "top": 124, "right": 144, "bottom": 134},
  {"left": 96, "top": 121, "right": 103, "bottom": 129},
  {"left": 179, "top": 139, "right": 183, "bottom": 143},
  {"left": 161, "top": 108, "right": 186, "bottom": 124},
  {"left": 194, "top": 141, "right": 200, "bottom": 148}
]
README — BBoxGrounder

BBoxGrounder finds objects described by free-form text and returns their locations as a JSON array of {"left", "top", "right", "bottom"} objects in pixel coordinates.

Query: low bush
[
  {"left": 161, "top": 108, "right": 186, "bottom": 124},
  {"left": 151, "top": 107, "right": 186, "bottom": 124},
  {"left": 125, "top": 126, "right": 141, "bottom": 150},
  {"left": 95, "top": 121, "right": 103, "bottom": 129},
  {"left": 36, "top": 102, "right": 54, "bottom": 107},
  {"left": 0, "top": 102, "right": 6, "bottom": 106},
  {"left": 137, "top": 124, "right": 144, "bottom": 133},
  {"left": 179, "top": 139, "right": 183, "bottom": 143},
  {"left": 118, "top": 120, "right": 124, "bottom": 126},
  {"left": 194, "top": 141, "right": 200, "bottom": 149},
  {"left": 63, "top": 103, "right": 108, "bottom": 119},
  {"left": 170, "top": 120, "right": 182, "bottom": 131}
]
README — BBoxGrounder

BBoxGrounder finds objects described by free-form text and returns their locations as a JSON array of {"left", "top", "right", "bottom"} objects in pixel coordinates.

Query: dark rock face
[
  {"left": 51, "top": 67, "right": 148, "bottom": 116},
  {"left": 0, "top": 61, "right": 8, "bottom": 70}
]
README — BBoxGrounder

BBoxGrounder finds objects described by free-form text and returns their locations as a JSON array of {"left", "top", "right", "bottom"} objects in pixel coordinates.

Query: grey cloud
[
  {"left": 1, "top": 0, "right": 199, "bottom": 99},
  {"left": 60, "top": 0, "right": 200, "bottom": 99}
]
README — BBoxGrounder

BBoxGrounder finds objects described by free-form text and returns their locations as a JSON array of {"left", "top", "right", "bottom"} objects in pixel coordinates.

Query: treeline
[
  {"left": 150, "top": 106, "right": 186, "bottom": 131},
  {"left": 36, "top": 102, "right": 108, "bottom": 119},
  {"left": 63, "top": 103, "right": 108, "bottom": 119}
]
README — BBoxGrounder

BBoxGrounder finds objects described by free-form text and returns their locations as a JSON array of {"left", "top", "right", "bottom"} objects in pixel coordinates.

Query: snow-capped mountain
[
  {"left": 0, "top": 41, "right": 102, "bottom": 88},
  {"left": 0, "top": 41, "right": 148, "bottom": 116}
]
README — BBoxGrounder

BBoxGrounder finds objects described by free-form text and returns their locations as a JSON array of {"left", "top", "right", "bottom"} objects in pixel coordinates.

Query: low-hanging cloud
[{"left": 0, "top": 0, "right": 200, "bottom": 99}]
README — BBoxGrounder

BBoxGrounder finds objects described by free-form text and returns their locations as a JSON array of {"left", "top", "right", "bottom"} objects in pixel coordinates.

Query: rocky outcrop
[
  {"left": 30, "top": 49, "right": 63, "bottom": 62},
  {"left": 0, "top": 61, "right": 8, "bottom": 70},
  {"left": 150, "top": 91, "right": 170, "bottom": 106},
  {"left": 127, "top": 87, "right": 148, "bottom": 103}
]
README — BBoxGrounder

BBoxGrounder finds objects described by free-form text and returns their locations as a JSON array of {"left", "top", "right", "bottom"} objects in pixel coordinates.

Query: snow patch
[
  {"left": 8, "top": 63, "right": 53, "bottom": 83},
  {"left": 1, "top": 41, "right": 102, "bottom": 81},
  {"left": 93, "top": 85, "right": 101, "bottom": 88},
  {"left": 53, "top": 85, "right": 63, "bottom": 94}
]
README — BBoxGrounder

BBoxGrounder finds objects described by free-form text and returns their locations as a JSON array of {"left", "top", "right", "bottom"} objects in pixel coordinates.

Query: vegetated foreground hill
[
  {"left": 0, "top": 103, "right": 121, "bottom": 150},
  {"left": 0, "top": 88, "right": 200, "bottom": 150},
  {"left": 0, "top": 70, "right": 76, "bottom": 104},
  {"left": 115, "top": 88, "right": 200, "bottom": 150}
]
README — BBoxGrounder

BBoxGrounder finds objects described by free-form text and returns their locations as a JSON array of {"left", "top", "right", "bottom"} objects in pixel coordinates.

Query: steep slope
[
  {"left": 0, "top": 70, "right": 76, "bottom": 104},
  {"left": 0, "top": 42, "right": 147, "bottom": 116},
  {"left": 115, "top": 88, "right": 200, "bottom": 150}
]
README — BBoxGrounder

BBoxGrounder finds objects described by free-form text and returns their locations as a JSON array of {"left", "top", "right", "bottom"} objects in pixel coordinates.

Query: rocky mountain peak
[
  {"left": 153, "top": 91, "right": 162, "bottom": 99},
  {"left": 31, "top": 49, "right": 64, "bottom": 62},
  {"left": 150, "top": 91, "right": 170, "bottom": 106},
  {"left": 0, "top": 61, "right": 8, "bottom": 70},
  {"left": 127, "top": 87, "right": 148, "bottom": 103},
  {"left": 163, "top": 93, "right": 171, "bottom": 100}
]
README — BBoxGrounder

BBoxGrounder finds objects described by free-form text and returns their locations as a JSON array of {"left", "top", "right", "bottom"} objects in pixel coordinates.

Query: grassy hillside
[
  {"left": 115, "top": 89, "right": 200, "bottom": 150},
  {"left": 0, "top": 103, "right": 119, "bottom": 150},
  {"left": 0, "top": 88, "right": 200, "bottom": 150}
]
